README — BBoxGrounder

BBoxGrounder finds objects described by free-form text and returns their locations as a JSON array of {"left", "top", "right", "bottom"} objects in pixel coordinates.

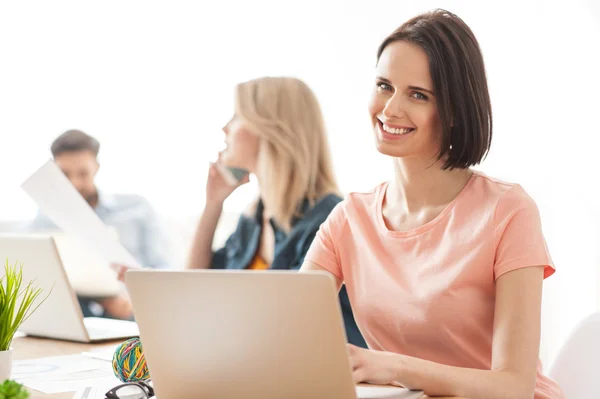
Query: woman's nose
[{"left": 382, "top": 94, "right": 406, "bottom": 120}]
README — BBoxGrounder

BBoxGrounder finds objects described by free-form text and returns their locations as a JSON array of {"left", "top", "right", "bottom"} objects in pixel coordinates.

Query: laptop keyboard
[
  {"left": 87, "top": 326, "right": 122, "bottom": 337},
  {"left": 83, "top": 317, "right": 139, "bottom": 340}
]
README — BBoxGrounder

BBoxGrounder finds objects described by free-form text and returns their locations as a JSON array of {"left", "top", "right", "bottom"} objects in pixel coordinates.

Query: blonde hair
[{"left": 235, "top": 77, "right": 339, "bottom": 232}]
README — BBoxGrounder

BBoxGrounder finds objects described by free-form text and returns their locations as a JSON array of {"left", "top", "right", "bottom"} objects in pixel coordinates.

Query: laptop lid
[
  {"left": 0, "top": 235, "right": 138, "bottom": 343},
  {"left": 126, "top": 269, "right": 358, "bottom": 399},
  {"left": 0, "top": 235, "right": 90, "bottom": 342}
]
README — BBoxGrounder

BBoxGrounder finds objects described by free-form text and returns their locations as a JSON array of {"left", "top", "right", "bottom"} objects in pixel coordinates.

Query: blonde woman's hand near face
[
  {"left": 187, "top": 158, "right": 249, "bottom": 270},
  {"left": 205, "top": 161, "right": 249, "bottom": 206}
]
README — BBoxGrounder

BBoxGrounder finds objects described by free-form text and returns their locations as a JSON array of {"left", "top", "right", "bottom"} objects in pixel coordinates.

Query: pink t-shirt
[{"left": 305, "top": 171, "right": 564, "bottom": 399}]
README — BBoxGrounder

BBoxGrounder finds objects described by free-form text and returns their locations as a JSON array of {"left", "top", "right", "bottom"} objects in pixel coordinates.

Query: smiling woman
[
  {"left": 0, "top": 2, "right": 597, "bottom": 388},
  {"left": 301, "top": 9, "right": 565, "bottom": 399},
  {"left": 369, "top": 15, "right": 491, "bottom": 169}
]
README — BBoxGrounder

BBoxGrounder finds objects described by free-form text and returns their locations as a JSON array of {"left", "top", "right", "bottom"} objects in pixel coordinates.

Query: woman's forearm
[
  {"left": 394, "top": 354, "right": 535, "bottom": 399},
  {"left": 186, "top": 202, "right": 224, "bottom": 269}
]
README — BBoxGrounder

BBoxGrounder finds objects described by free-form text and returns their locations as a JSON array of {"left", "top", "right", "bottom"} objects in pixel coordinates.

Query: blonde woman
[{"left": 186, "top": 76, "right": 366, "bottom": 347}]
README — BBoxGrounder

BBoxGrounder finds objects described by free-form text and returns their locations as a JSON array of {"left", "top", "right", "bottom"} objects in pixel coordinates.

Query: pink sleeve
[
  {"left": 494, "top": 185, "right": 555, "bottom": 280},
  {"left": 304, "top": 201, "right": 346, "bottom": 280}
]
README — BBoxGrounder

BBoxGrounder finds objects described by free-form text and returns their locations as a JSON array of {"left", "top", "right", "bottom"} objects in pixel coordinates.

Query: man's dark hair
[
  {"left": 377, "top": 9, "right": 492, "bottom": 169},
  {"left": 50, "top": 129, "right": 100, "bottom": 158}
]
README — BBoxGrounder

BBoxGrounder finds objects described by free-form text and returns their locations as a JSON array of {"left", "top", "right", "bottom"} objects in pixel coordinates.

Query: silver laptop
[
  {"left": 126, "top": 270, "right": 423, "bottom": 399},
  {"left": 0, "top": 235, "right": 138, "bottom": 342}
]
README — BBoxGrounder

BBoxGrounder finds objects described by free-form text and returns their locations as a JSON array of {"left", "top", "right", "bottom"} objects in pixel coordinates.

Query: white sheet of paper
[
  {"left": 356, "top": 386, "right": 424, "bottom": 399},
  {"left": 12, "top": 354, "right": 120, "bottom": 394},
  {"left": 81, "top": 343, "right": 120, "bottom": 362},
  {"left": 52, "top": 234, "right": 122, "bottom": 297},
  {"left": 21, "top": 160, "right": 141, "bottom": 268},
  {"left": 73, "top": 386, "right": 105, "bottom": 399}
]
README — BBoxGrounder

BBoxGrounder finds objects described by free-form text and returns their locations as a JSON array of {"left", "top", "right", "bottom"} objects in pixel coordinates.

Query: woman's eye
[
  {"left": 411, "top": 92, "right": 428, "bottom": 101},
  {"left": 376, "top": 82, "right": 393, "bottom": 92}
]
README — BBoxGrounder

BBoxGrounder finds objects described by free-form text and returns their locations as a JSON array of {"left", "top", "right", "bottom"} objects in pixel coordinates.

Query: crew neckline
[{"left": 376, "top": 171, "right": 478, "bottom": 238}]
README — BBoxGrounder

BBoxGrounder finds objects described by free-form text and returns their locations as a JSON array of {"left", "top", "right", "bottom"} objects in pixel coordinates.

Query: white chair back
[{"left": 548, "top": 312, "right": 600, "bottom": 399}]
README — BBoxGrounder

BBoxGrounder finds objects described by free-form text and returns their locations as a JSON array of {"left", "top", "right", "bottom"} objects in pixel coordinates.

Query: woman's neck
[
  {"left": 257, "top": 178, "right": 273, "bottom": 220},
  {"left": 388, "top": 157, "right": 472, "bottom": 215}
]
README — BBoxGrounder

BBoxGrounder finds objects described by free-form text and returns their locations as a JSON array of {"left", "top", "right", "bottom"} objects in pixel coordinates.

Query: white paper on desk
[
  {"left": 356, "top": 386, "right": 424, "bottom": 399},
  {"left": 81, "top": 343, "right": 120, "bottom": 362},
  {"left": 73, "top": 386, "right": 105, "bottom": 399},
  {"left": 21, "top": 160, "right": 141, "bottom": 268},
  {"left": 12, "top": 354, "right": 121, "bottom": 394}
]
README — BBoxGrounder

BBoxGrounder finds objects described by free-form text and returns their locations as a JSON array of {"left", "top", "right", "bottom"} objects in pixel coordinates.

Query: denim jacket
[{"left": 211, "top": 194, "right": 367, "bottom": 348}]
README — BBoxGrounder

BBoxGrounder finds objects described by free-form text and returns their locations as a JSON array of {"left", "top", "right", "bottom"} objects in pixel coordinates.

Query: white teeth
[{"left": 382, "top": 123, "right": 413, "bottom": 135}]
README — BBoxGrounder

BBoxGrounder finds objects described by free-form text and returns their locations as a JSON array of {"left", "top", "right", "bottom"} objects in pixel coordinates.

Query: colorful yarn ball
[{"left": 112, "top": 337, "right": 150, "bottom": 382}]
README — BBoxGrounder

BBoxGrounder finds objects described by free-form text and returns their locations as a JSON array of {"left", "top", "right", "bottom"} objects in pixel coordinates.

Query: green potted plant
[
  {"left": 0, "top": 380, "right": 29, "bottom": 399},
  {"left": 0, "top": 260, "right": 48, "bottom": 381}
]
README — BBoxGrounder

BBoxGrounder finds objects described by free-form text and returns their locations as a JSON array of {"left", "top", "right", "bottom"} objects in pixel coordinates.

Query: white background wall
[{"left": 1, "top": 0, "right": 599, "bottom": 367}]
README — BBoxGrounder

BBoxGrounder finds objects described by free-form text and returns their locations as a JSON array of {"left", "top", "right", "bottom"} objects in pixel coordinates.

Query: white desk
[{"left": 12, "top": 337, "right": 460, "bottom": 398}]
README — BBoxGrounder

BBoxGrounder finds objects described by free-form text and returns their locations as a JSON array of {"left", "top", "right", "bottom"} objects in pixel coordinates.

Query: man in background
[{"left": 31, "top": 129, "right": 172, "bottom": 319}]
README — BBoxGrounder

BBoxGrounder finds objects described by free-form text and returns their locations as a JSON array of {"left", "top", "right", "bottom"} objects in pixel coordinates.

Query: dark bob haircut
[{"left": 377, "top": 9, "right": 492, "bottom": 169}]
